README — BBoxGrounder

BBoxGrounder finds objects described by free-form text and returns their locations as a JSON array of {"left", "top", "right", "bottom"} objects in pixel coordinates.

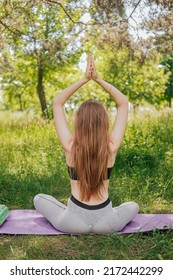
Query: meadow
[{"left": 0, "top": 108, "right": 173, "bottom": 260}]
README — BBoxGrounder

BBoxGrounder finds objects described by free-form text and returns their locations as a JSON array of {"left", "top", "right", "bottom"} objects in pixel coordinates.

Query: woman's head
[
  {"left": 71, "top": 99, "right": 111, "bottom": 201},
  {"left": 74, "top": 99, "right": 109, "bottom": 139}
]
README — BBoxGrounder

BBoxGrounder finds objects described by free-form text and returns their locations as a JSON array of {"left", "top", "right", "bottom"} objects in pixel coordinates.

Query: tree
[
  {"left": 0, "top": 0, "right": 85, "bottom": 117},
  {"left": 0, "top": 53, "right": 37, "bottom": 112}
]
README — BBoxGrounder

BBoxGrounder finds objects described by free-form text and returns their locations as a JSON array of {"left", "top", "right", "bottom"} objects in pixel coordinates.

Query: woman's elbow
[
  {"left": 53, "top": 97, "right": 58, "bottom": 104},
  {"left": 117, "top": 97, "right": 128, "bottom": 108},
  {"left": 53, "top": 98, "right": 62, "bottom": 106}
]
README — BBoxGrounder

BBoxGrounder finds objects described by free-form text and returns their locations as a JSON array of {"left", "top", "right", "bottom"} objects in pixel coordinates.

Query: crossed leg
[
  {"left": 113, "top": 201, "right": 140, "bottom": 231},
  {"left": 33, "top": 194, "right": 90, "bottom": 233},
  {"left": 33, "top": 194, "right": 66, "bottom": 229}
]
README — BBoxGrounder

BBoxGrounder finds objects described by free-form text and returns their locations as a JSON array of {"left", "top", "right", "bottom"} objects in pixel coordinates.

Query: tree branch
[
  {"left": 0, "top": 19, "right": 24, "bottom": 35},
  {"left": 44, "top": 0, "right": 87, "bottom": 25},
  {"left": 126, "top": 0, "right": 143, "bottom": 41},
  {"left": 127, "top": 0, "right": 142, "bottom": 21}
]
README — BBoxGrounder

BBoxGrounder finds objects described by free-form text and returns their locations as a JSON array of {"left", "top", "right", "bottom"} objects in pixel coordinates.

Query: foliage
[
  {"left": 84, "top": 45, "right": 170, "bottom": 107},
  {"left": 160, "top": 57, "right": 173, "bottom": 107},
  {"left": 0, "top": 52, "right": 38, "bottom": 111},
  {"left": 0, "top": 0, "right": 85, "bottom": 116},
  {"left": 0, "top": 0, "right": 173, "bottom": 115},
  {"left": 144, "top": 0, "right": 173, "bottom": 55}
]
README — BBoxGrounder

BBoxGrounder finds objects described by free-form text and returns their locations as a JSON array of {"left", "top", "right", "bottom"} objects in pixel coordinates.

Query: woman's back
[{"left": 64, "top": 139, "right": 117, "bottom": 205}]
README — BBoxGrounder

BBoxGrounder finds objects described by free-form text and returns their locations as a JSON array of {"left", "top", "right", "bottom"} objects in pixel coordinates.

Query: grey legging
[{"left": 33, "top": 194, "right": 139, "bottom": 234}]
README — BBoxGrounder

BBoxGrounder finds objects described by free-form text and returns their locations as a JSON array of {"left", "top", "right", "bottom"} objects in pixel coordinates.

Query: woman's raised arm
[
  {"left": 53, "top": 54, "right": 92, "bottom": 151},
  {"left": 53, "top": 78, "right": 87, "bottom": 106},
  {"left": 91, "top": 55, "right": 128, "bottom": 153}
]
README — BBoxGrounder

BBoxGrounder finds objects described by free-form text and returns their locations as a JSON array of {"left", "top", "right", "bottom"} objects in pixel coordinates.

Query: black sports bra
[{"left": 67, "top": 165, "right": 113, "bottom": 181}]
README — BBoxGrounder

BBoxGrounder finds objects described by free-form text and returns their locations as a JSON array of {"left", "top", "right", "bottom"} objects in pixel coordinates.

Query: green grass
[{"left": 0, "top": 108, "right": 173, "bottom": 260}]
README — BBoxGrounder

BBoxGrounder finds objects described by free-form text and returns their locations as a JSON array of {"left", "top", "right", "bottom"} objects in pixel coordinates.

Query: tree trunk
[
  {"left": 19, "top": 94, "right": 23, "bottom": 111},
  {"left": 36, "top": 58, "right": 49, "bottom": 118},
  {"left": 168, "top": 96, "right": 172, "bottom": 108},
  {"left": 17, "top": 94, "right": 23, "bottom": 111}
]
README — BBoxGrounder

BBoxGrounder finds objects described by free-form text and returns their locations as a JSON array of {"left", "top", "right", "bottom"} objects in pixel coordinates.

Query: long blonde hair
[{"left": 71, "top": 99, "right": 111, "bottom": 201}]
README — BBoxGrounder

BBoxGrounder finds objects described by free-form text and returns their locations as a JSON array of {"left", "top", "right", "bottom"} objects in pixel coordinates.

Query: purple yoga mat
[{"left": 0, "top": 210, "right": 173, "bottom": 235}]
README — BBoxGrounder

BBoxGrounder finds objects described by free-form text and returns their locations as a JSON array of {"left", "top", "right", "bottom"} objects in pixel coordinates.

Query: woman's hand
[
  {"left": 84, "top": 53, "right": 100, "bottom": 82},
  {"left": 84, "top": 54, "right": 93, "bottom": 82},
  {"left": 90, "top": 54, "right": 99, "bottom": 81}
]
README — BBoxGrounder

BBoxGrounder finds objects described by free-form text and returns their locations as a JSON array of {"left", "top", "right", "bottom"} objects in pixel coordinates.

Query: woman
[{"left": 33, "top": 54, "right": 139, "bottom": 234}]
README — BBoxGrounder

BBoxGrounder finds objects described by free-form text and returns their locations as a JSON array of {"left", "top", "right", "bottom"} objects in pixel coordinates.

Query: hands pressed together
[{"left": 84, "top": 54, "right": 99, "bottom": 82}]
